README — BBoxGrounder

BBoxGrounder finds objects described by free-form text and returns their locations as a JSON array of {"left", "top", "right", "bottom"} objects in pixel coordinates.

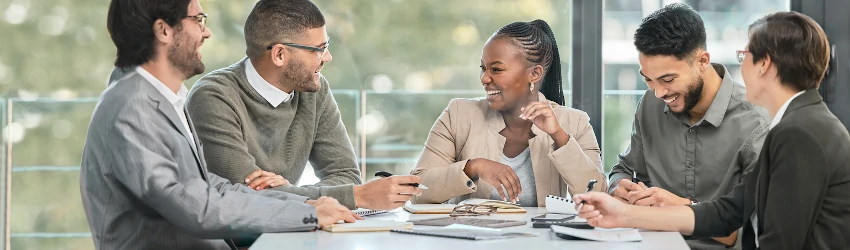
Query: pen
[
  {"left": 632, "top": 170, "right": 638, "bottom": 183},
  {"left": 576, "top": 179, "right": 597, "bottom": 212},
  {"left": 630, "top": 170, "right": 652, "bottom": 188},
  {"left": 374, "top": 171, "right": 429, "bottom": 189}
]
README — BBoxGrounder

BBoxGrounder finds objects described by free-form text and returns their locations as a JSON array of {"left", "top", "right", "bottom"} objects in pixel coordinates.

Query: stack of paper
[
  {"left": 321, "top": 220, "right": 413, "bottom": 233},
  {"left": 551, "top": 225, "right": 642, "bottom": 242},
  {"left": 403, "top": 199, "right": 527, "bottom": 214}
]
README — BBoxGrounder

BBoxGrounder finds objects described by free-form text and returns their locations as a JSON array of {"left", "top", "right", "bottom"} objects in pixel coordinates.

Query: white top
[
  {"left": 245, "top": 59, "right": 292, "bottom": 107},
  {"left": 489, "top": 147, "right": 537, "bottom": 206},
  {"left": 752, "top": 89, "right": 806, "bottom": 248},
  {"left": 134, "top": 66, "right": 194, "bottom": 144}
]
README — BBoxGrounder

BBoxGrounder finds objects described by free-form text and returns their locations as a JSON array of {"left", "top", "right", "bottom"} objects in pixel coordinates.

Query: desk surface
[{"left": 250, "top": 207, "right": 689, "bottom": 250}]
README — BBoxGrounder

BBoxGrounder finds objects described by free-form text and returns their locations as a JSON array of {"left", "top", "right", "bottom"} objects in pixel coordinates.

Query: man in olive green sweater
[{"left": 187, "top": 0, "right": 421, "bottom": 210}]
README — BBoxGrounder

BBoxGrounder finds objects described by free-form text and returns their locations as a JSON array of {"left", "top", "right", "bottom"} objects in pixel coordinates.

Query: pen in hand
[
  {"left": 632, "top": 170, "right": 638, "bottom": 183},
  {"left": 576, "top": 179, "right": 598, "bottom": 212},
  {"left": 374, "top": 171, "right": 429, "bottom": 189}
]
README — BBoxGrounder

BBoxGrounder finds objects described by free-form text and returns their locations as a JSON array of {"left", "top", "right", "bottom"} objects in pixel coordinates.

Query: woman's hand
[
  {"left": 520, "top": 101, "right": 564, "bottom": 137},
  {"left": 574, "top": 192, "right": 631, "bottom": 229},
  {"left": 466, "top": 159, "right": 521, "bottom": 203}
]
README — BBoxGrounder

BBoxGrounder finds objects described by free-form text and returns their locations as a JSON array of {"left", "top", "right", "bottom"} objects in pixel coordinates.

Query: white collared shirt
[
  {"left": 245, "top": 59, "right": 292, "bottom": 107},
  {"left": 768, "top": 90, "right": 806, "bottom": 130},
  {"left": 134, "top": 66, "right": 195, "bottom": 144},
  {"left": 752, "top": 89, "right": 805, "bottom": 248}
]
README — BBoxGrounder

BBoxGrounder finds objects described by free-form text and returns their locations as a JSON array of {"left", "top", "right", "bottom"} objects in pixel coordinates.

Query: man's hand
[
  {"left": 574, "top": 192, "right": 630, "bottom": 229},
  {"left": 244, "top": 170, "right": 289, "bottom": 190},
  {"left": 307, "top": 197, "right": 362, "bottom": 228},
  {"left": 353, "top": 175, "right": 422, "bottom": 210},
  {"left": 611, "top": 179, "right": 645, "bottom": 203},
  {"left": 627, "top": 185, "right": 691, "bottom": 207},
  {"left": 465, "top": 158, "right": 521, "bottom": 203}
]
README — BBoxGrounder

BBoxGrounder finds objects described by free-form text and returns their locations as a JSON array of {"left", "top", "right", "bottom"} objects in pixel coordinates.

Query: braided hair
[{"left": 493, "top": 19, "right": 565, "bottom": 106}]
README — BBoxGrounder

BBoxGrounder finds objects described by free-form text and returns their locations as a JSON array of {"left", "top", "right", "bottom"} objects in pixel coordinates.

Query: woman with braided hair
[{"left": 411, "top": 20, "right": 606, "bottom": 207}]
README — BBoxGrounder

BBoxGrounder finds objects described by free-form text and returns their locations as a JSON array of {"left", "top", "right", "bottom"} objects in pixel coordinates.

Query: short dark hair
[
  {"left": 107, "top": 0, "right": 191, "bottom": 68},
  {"left": 634, "top": 3, "right": 706, "bottom": 60},
  {"left": 493, "top": 20, "right": 565, "bottom": 106},
  {"left": 748, "top": 12, "right": 830, "bottom": 91},
  {"left": 244, "top": 0, "right": 326, "bottom": 60}
]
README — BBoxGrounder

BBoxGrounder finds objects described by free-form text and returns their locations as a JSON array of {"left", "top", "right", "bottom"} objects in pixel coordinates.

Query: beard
[
  {"left": 279, "top": 57, "right": 320, "bottom": 93},
  {"left": 671, "top": 75, "right": 704, "bottom": 115},
  {"left": 168, "top": 29, "right": 205, "bottom": 79}
]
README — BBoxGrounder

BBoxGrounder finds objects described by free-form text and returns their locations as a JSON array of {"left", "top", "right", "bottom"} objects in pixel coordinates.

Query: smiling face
[
  {"left": 279, "top": 26, "right": 331, "bottom": 92},
  {"left": 639, "top": 54, "right": 705, "bottom": 115},
  {"left": 168, "top": 0, "right": 211, "bottom": 79},
  {"left": 480, "top": 37, "right": 541, "bottom": 112}
]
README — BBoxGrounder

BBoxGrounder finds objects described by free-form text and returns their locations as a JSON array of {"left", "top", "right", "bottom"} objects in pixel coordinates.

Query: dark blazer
[{"left": 690, "top": 90, "right": 850, "bottom": 250}]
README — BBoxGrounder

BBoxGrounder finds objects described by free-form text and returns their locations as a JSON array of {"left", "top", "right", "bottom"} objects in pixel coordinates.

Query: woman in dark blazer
[{"left": 573, "top": 11, "right": 850, "bottom": 250}]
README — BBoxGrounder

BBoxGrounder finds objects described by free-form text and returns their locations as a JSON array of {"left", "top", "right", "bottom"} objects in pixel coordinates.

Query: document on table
[{"left": 551, "top": 225, "right": 642, "bottom": 242}]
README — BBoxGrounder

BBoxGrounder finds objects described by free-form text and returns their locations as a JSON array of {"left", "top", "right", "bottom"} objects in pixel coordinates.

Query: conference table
[{"left": 249, "top": 207, "right": 690, "bottom": 250}]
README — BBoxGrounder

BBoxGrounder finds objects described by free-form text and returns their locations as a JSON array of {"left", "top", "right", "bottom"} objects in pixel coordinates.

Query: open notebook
[
  {"left": 321, "top": 220, "right": 413, "bottom": 233},
  {"left": 403, "top": 198, "right": 527, "bottom": 214}
]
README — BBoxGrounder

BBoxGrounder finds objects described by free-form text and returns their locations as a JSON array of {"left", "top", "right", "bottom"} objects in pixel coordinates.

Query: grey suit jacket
[{"left": 81, "top": 71, "right": 320, "bottom": 250}]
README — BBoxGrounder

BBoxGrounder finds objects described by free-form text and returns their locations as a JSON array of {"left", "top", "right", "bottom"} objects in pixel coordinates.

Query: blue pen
[{"left": 374, "top": 171, "right": 429, "bottom": 189}]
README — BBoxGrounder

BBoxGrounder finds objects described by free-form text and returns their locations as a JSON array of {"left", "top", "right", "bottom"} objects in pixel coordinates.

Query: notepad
[
  {"left": 551, "top": 225, "right": 642, "bottom": 242},
  {"left": 321, "top": 220, "right": 413, "bottom": 233},
  {"left": 390, "top": 229, "right": 538, "bottom": 240},
  {"left": 403, "top": 199, "right": 527, "bottom": 214},
  {"left": 545, "top": 195, "right": 578, "bottom": 214},
  {"left": 352, "top": 208, "right": 389, "bottom": 217}
]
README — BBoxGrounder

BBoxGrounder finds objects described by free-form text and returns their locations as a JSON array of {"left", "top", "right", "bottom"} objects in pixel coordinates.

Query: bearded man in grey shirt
[{"left": 606, "top": 3, "right": 770, "bottom": 250}]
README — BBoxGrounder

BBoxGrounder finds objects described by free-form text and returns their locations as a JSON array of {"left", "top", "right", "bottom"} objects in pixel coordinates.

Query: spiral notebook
[
  {"left": 352, "top": 209, "right": 389, "bottom": 217},
  {"left": 545, "top": 195, "right": 578, "bottom": 214},
  {"left": 390, "top": 229, "right": 538, "bottom": 240}
]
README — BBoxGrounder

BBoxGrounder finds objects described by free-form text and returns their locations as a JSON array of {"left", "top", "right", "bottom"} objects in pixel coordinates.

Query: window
[
  {"left": 601, "top": 0, "right": 790, "bottom": 172},
  {"left": 0, "top": 0, "right": 571, "bottom": 249}
]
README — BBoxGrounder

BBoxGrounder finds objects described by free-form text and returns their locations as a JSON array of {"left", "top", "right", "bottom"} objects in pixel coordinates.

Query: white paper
[
  {"left": 545, "top": 195, "right": 578, "bottom": 214},
  {"left": 443, "top": 224, "right": 502, "bottom": 232},
  {"left": 551, "top": 225, "right": 642, "bottom": 242}
]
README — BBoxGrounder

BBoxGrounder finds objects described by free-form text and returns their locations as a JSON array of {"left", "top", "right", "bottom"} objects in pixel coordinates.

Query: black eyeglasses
[
  {"left": 185, "top": 13, "right": 208, "bottom": 32},
  {"left": 266, "top": 40, "right": 330, "bottom": 60}
]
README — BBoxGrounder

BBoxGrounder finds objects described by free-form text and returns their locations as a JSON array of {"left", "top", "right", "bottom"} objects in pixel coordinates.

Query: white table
[{"left": 249, "top": 207, "right": 690, "bottom": 250}]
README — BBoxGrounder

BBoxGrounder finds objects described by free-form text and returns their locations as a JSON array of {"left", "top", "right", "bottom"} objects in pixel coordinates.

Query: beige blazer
[{"left": 411, "top": 93, "right": 607, "bottom": 206}]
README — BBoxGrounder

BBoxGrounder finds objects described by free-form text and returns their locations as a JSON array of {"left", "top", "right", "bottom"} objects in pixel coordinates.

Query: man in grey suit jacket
[{"left": 81, "top": 1, "right": 357, "bottom": 249}]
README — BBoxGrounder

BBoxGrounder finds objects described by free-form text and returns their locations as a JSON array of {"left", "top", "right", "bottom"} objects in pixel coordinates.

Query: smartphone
[{"left": 531, "top": 214, "right": 575, "bottom": 222}]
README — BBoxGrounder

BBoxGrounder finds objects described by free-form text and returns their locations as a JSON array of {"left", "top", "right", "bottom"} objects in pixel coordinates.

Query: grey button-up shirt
[{"left": 608, "top": 64, "right": 770, "bottom": 250}]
